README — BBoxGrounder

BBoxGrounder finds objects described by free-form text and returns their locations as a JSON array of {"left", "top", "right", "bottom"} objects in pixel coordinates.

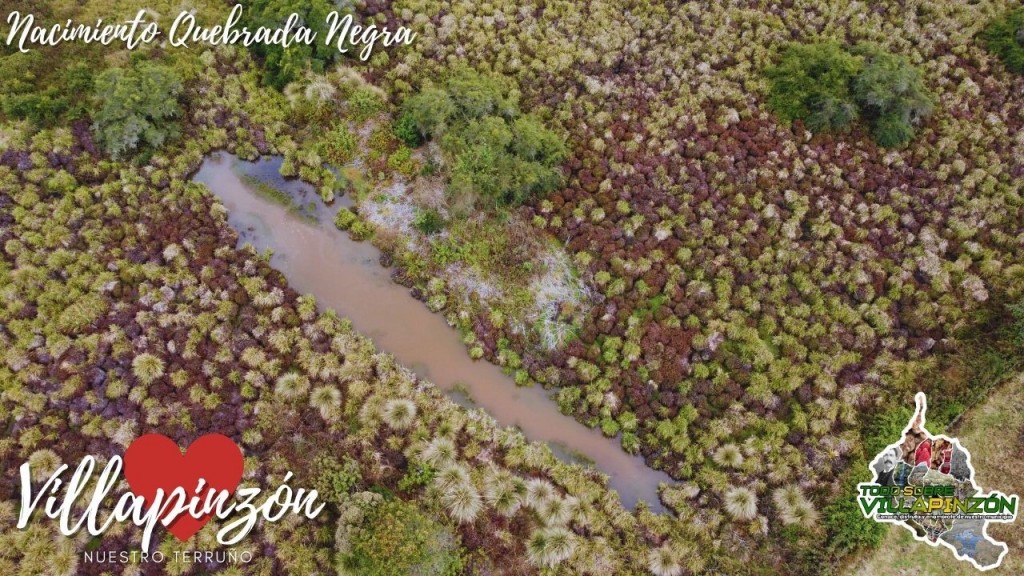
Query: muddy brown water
[{"left": 193, "top": 153, "right": 671, "bottom": 511}]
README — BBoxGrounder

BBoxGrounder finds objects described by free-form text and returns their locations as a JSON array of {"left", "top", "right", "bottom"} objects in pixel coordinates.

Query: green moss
[
  {"left": 556, "top": 387, "right": 582, "bottom": 415},
  {"left": 397, "top": 463, "right": 435, "bottom": 492},
  {"left": 600, "top": 417, "right": 620, "bottom": 437},
  {"left": 621, "top": 433, "right": 640, "bottom": 454},
  {"left": 513, "top": 369, "right": 530, "bottom": 386},
  {"left": 313, "top": 454, "right": 363, "bottom": 503}
]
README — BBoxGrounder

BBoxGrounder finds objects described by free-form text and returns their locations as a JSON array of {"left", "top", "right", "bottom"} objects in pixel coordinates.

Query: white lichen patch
[
  {"left": 445, "top": 263, "right": 505, "bottom": 302},
  {"left": 360, "top": 182, "right": 418, "bottom": 240},
  {"left": 528, "top": 249, "right": 591, "bottom": 351}
]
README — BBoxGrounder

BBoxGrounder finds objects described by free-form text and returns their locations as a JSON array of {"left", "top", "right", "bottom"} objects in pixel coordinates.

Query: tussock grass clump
[
  {"left": 525, "top": 527, "right": 576, "bottom": 568},
  {"left": 381, "top": 398, "right": 417, "bottom": 430},
  {"left": 723, "top": 486, "right": 759, "bottom": 521},
  {"left": 131, "top": 353, "right": 165, "bottom": 385},
  {"left": 274, "top": 373, "right": 310, "bottom": 401}
]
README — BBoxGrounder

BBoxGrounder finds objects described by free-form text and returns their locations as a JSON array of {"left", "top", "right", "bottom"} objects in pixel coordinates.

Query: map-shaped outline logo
[{"left": 858, "top": 392, "right": 1019, "bottom": 571}]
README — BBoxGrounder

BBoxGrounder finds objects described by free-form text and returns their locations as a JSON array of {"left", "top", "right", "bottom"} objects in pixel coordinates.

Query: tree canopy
[
  {"left": 398, "top": 69, "right": 566, "bottom": 212},
  {"left": 92, "top": 61, "right": 183, "bottom": 159},
  {"left": 980, "top": 8, "right": 1024, "bottom": 74},
  {"left": 851, "top": 45, "right": 934, "bottom": 148},
  {"left": 242, "top": 0, "right": 350, "bottom": 89},
  {"left": 765, "top": 42, "right": 933, "bottom": 147},
  {"left": 765, "top": 42, "right": 862, "bottom": 134}
]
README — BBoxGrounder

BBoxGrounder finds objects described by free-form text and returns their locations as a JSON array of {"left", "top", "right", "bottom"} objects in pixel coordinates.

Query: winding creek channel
[{"left": 193, "top": 152, "right": 672, "bottom": 511}]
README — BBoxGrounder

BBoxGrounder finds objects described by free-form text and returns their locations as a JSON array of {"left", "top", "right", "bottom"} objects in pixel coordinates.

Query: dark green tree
[
  {"left": 444, "top": 114, "right": 565, "bottom": 210},
  {"left": 399, "top": 87, "right": 456, "bottom": 140},
  {"left": 765, "top": 42, "right": 862, "bottom": 133},
  {"left": 243, "top": 0, "right": 347, "bottom": 89},
  {"left": 400, "top": 70, "right": 566, "bottom": 212},
  {"left": 766, "top": 42, "right": 934, "bottom": 146},
  {"left": 92, "top": 61, "right": 183, "bottom": 159},
  {"left": 980, "top": 8, "right": 1024, "bottom": 74},
  {"left": 852, "top": 44, "right": 934, "bottom": 148}
]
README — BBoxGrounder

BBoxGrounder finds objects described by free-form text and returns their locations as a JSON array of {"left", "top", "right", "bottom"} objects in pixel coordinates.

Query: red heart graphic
[{"left": 123, "top": 433, "right": 244, "bottom": 541}]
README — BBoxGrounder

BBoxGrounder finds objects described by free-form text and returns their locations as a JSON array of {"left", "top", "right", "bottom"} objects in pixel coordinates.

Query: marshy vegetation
[{"left": 3, "top": 0, "right": 1024, "bottom": 574}]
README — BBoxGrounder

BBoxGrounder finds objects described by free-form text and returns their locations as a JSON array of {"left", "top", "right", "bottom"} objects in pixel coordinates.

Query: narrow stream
[{"left": 193, "top": 153, "right": 672, "bottom": 511}]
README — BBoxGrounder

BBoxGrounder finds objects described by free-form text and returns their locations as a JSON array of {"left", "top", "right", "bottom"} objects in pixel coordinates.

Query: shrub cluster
[
  {"left": 240, "top": 0, "right": 350, "bottom": 89},
  {"left": 766, "top": 42, "right": 934, "bottom": 146},
  {"left": 398, "top": 69, "right": 567, "bottom": 211},
  {"left": 981, "top": 7, "right": 1024, "bottom": 74},
  {"left": 0, "top": 55, "right": 94, "bottom": 127},
  {"left": 335, "top": 493, "right": 465, "bottom": 576}
]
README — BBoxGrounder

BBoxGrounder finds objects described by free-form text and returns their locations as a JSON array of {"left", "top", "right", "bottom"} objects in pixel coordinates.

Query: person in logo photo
[
  {"left": 914, "top": 436, "right": 933, "bottom": 467},
  {"left": 931, "top": 438, "right": 953, "bottom": 475},
  {"left": 898, "top": 410, "right": 932, "bottom": 467},
  {"left": 873, "top": 446, "right": 902, "bottom": 485}
]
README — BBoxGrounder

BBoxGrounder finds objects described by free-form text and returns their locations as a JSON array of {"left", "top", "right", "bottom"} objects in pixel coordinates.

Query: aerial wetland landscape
[{"left": 1, "top": 1, "right": 1023, "bottom": 575}]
